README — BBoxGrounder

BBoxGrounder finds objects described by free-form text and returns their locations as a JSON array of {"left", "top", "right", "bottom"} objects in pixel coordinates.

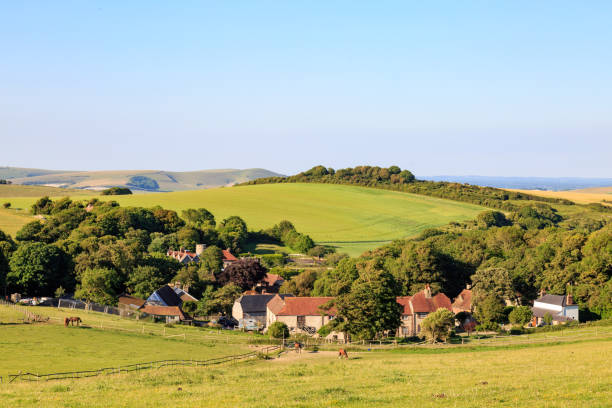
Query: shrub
[
  {"left": 421, "top": 308, "right": 455, "bottom": 343},
  {"left": 268, "top": 321, "right": 289, "bottom": 339},
  {"left": 2, "top": 202, "right": 10, "bottom": 209},
  {"left": 101, "top": 187, "right": 132, "bottom": 196},
  {"left": 317, "top": 323, "right": 333, "bottom": 338}
]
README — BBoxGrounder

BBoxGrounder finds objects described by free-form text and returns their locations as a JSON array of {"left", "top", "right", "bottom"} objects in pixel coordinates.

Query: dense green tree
[
  {"left": 198, "top": 245, "right": 223, "bottom": 276},
  {"left": 476, "top": 211, "right": 511, "bottom": 228},
  {"left": 181, "top": 208, "right": 216, "bottom": 229},
  {"left": 279, "top": 269, "right": 318, "bottom": 296},
  {"left": 8, "top": 242, "right": 73, "bottom": 296},
  {"left": 474, "top": 293, "right": 506, "bottom": 325},
  {"left": 75, "top": 267, "right": 122, "bottom": 305},
  {"left": 333, "top": 268, "right": 401, "bottom": 339},
  {"left": 127, "top": 265, "right": 167, "bottom": 299},
  {"left": 208, "top": 283, "right": 242, "bottom": 316},
  {"left": 217, "top": 216, "right": 248, "bottom": 253},
  {"left": 508, "top": 306, "right": 533, "bottom": 326},
  {"left": 421, "top": 308, "right": 455, "bottom": 343}
]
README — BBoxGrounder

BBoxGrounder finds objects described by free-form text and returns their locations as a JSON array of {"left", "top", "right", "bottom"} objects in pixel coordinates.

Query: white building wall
[
  {"left": 564, "top": 306, "right": 579, "bottom": 321},
  {"left": 232, "top": 302, "right": 243, "bottom": 321}
]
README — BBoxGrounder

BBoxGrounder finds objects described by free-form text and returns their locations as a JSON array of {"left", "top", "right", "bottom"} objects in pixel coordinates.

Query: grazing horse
[
  {"left": 294, "top": 342, "right": 302, "bottom": 354},
  {"left": 338, "top": 349, "right": 349, "bottom": 359},
  {"left": 65, "top": 316, "right": 82, "bottom": 327}
]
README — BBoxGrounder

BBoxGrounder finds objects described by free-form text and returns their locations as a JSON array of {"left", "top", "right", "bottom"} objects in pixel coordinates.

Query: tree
[
  {"left": 31, "top": 196, "right": 54, "bottom": 215},
  {"left": 333, "top": 269, "right": 401, "bottom": 339},
  {"left": 208, "top": 284, "right": 242, "bottom": 316},
  {"left": 268, "top": 321, "right": 289, "bottom": 339},
  {"left": 198, "top": 245, "right": 223, "bottom": 276},
  {"left": 280, "top": 269, "right": 318, "bottom": 296},
  {"left": 101, "top": 187, "right": 132, "bottom": 195},
  {"left": 217, "top": 258, "right": 267, "bottom": 291},
  {"left": 471, "top": 267, "right": 515, "bottom": 316},
  {"left": 476, "top": 211, "right": 510, "bottom": 228},
  {"left": 181, "top": 300, "right": 198, "bottom": 314},
  {"left": 127, "top": 265, "right": 167, "bottom": 299},
  {"left": 474, "top": 293, "right": 506, "bottom": 325},
  {"left": 8, "top": 242, "right": 73, "bottom": 296},
  {"left": 421, "top": 308, "right": 455, "bottom": 343},
  {"left": 181, "top": 208, "right": 216, "bottom": 229},
  {"left": 3, "top": 202, "right": 10, "bottom": 209},
  {"left": 217, "top": 216, "right": 248, "bottom": 253},
  {"left": 74, "top": 267, "right": 121, "bottom": 305},
  {"left": 508, "top": 306, "right": 533, "bottom": 326}
]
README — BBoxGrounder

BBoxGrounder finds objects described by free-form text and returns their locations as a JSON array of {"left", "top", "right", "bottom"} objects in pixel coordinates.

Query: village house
[
  {"left": 266, "top": 295, "right": 335, "bottom": 335},
  {"left": 255, "top": 273, "right": 284, "bottom": 293},
  {"left": 146, "top": 284, "right": 198, "bottom": 307},
  {"left": 396, "top": 285, "right": 452, "bottom": 337},
  {"left": 232, "top": 293, "right": 293, "bottom": 328},
  {"left": 166, "top": 244, "right": 238, "bottom": 268},
  {"left": 531, "top": 292, "right": 579, "bottom": 326}
]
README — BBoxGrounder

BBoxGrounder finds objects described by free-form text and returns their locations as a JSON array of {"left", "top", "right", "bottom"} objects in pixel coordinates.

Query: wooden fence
[
  {"left": 0, "top": 299, "right": 48, "bottom": 322},
  {"left": 5, "top": 345, "right": 280, "bottom": 383}
]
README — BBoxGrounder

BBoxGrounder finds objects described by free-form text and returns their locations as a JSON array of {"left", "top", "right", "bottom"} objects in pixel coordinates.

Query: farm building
[
  {"left": 531, "top": 293, "right": 579, "bottom": 326},
  {"left": 232, "top": 294, "right": 293, "bottom": 327},
  {"left": 451, "top": 286, "right": 473, "bottom": 314},
  {"left": 222, "top": 249, "right": 238, "bottom": 268},
  {"left": 396, "top": 285, "right": 452, "bottom": 337},
  {"left": 266, "top": 296, "right": 335, "bottom": 335},
  {"left": 139, "top": 305, "right": 190, "bottom": 324},
  {"left": 146, "top": 284, "right": 198, "bottom": 307},
  {"left": 118, "top": 294, "right": 145, "bottom": 316}
]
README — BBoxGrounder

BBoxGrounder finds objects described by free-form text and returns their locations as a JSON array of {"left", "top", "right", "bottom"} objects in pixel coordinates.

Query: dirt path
[{"left": 270, "top": 350, "right": 339, "bottom": 363}]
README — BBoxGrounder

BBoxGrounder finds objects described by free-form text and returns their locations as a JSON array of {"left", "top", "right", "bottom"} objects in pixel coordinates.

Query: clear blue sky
[{"left": 1, "top": 1, "right": 611, "bottom": 177}]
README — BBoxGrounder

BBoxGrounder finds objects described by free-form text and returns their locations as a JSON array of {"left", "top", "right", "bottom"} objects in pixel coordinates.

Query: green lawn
[{"left": 1, "top": 184, "right": 486, "bottom": 255}]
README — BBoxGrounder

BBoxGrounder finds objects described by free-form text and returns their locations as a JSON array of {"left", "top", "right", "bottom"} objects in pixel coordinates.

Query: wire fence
[
  {"left": 4, "top": 345, "right": 281, "bottom": 384},
  {"left": 57, "top": 298, "right": 138, "bottom": 319},
  {"left": 0, "top": 299, "right": 49, "bottom": 322}
]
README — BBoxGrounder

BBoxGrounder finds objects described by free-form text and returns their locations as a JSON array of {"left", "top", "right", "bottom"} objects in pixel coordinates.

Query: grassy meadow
[
  {"left": 1, "top": 333, "right": 610, "bottom": 407},
  {"left": 0, "top": 183, "right": 486, "bottom": 255}
]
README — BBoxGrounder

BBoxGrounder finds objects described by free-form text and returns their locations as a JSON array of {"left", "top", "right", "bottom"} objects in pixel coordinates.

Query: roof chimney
[
  {"left": 466, "top": 283, "right": 472, "bottom": 290},
  {"left": 566, "top": 293, "right": 574, "bottom": 306},
  {"left": 424, "top": 284, "right": 432, "bottom": 298}
]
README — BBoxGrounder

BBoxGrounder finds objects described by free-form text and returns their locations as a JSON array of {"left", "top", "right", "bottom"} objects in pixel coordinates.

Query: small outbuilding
[{"left": 531, "top": 293, "right": 579, "bottom": 326}]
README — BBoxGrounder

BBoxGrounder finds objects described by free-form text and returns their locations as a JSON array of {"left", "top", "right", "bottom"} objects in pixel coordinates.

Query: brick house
[
  {"left": 396, "top": 285, "right": 452, "bottom": 337},
  {"left": 266, "top": 295, "right": 335, "bottom": 335}
]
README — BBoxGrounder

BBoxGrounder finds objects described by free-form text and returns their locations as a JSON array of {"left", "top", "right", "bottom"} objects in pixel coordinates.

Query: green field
[
  {"left": 0, "top": 183, "right": 486, "bottom": 255},
  {"left": 1, "top": 303, "right": 611, "bottom": 407}
]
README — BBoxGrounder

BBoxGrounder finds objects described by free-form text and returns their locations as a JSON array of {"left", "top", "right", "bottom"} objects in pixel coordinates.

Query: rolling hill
[
  {"left": 0, "top": 183, "right": 487, "bottom": 255},
  {"left": 508, "top": 188, "right": 612, "bottom": 206},
  {"left": 0, "top": 167, "right": 283, "bottom": 192}
]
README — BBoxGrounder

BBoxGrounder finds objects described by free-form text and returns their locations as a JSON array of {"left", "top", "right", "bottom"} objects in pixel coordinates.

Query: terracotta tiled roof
[
  {"left": 222, "top": 249, "right": 238, "bottom": 261},
  {"left": 408, "top": 290, "right": 452, "bottom": 314},
  {"left": 140, "top": 305, "right": 185, "bottom": 319},
  {"left": 452, "top": 289, "right": 472, "bottom": 313},
  {"left": 396, "top": 296, "right": 412, "bottom": 314},
  {"left": 263, "top": 273, "right": 283, "bottom": 286},
  {"left": 276, "top": 297, "right": 335, "bottom": 316},
  {"left": 118, "top": 295, "right": 145, "bottom": 308}
]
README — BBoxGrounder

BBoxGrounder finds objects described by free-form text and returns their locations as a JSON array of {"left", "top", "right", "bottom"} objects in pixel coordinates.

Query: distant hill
[
  {"left": 423, "top": 175, "right": 612, "bottom": 191},
  {"left": 0, "top": 167, "right": 284, "bottom": 192}
]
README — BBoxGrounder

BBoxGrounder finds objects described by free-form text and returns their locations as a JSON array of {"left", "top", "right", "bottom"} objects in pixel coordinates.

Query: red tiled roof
[
  {"left": 140, "top": 305, "right": 185, "bottom": 319},
  {"left": 396, "top": 296, "right": 412, "bottom": 314},
  {"left": 276, "top": 297, "right": 336, "bottom": 316},
  {"left": 452, "top": 289, "right": 472, "bottom": 313},
  {"left": 267, "top": 294, "right": 287, "bottom": 315},
  {"left": 223, "top": 249, "right": 238, "bottom": 261},
  {"left": 118, "top": 295, "right": 145, "bottom": 308},
  {"left": 263, "top": 273, "right": 283, "bottom": 286},
  {"left": 407, "top": 290, "right": 452, "bottom": 314}
]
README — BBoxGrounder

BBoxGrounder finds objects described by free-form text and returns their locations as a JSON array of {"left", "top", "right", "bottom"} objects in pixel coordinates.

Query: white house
[{"left": 531, "top": 293, "right": 579, "bottom": 326}]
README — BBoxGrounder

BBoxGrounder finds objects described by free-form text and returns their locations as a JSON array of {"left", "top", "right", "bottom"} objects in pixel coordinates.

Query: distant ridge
[
  {"left": 423, "top": 175, "right": 612, "bottom": 191},
  {"left": 0, "top": 167, "right": 284, "bottom": 192}
]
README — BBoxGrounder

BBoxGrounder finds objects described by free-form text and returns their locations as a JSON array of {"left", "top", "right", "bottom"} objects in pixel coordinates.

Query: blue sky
[{"left": 1, "top": 1, "right": 611, "bottom": 177}]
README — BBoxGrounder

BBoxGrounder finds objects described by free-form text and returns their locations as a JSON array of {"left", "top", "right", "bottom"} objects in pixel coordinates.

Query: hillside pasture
[
  {"left": 0, "top": 184, "right": 486, "bottom": 255},
  {"left": 1, "top": 333, "right": 610, "bottom": 407}
]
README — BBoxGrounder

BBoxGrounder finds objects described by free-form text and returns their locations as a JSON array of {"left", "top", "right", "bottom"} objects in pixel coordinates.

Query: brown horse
[
  {"left": 294, "top": 342, "right": 302, "bottom": 354},
  {"left": 338, "top": 349, "right": 348, "bottom": 359},
  {"left": 64, "top": 316, "right": 82, "bottom": 327}
]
